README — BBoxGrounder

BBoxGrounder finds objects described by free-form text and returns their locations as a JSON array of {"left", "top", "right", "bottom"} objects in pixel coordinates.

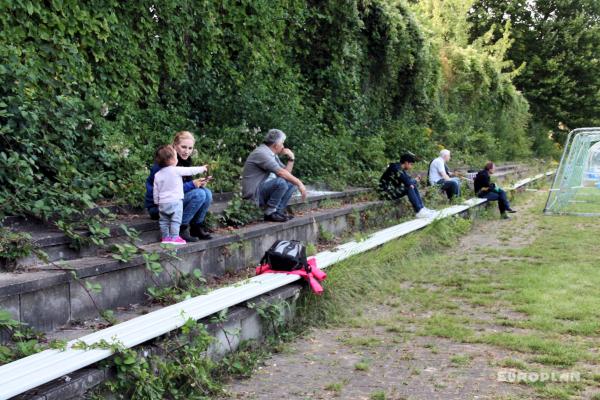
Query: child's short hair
[{"left": 155, "top": 145, "right": 176, "bottom": 167}]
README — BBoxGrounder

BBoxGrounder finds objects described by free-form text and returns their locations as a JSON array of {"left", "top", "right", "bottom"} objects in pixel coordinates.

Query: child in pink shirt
[{"left": 153, "top": 145, "right": 207, "bottom": 244}]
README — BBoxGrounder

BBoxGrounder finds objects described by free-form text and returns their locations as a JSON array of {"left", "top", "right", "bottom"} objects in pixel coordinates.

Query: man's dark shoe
[
  {"left": 190, "top": 224, "right": 213, "bottom": 240},
  {"left": 283, "top": 213, "right": 294, "bottom": 220},
  {"left": 506, "top": 208, "right": 517, "bottom": 213},
  {"left": 179, "top": 225, "right": 199, "bottom": 242},
  {"left": 196, "top": 230, "right": 213, "bottom": 240},
  {"left": 264, "top": 212, "right": 287, "bottom": 222},
  {"left": 283, "top": 208, "right": 295, "bottom": 220}
]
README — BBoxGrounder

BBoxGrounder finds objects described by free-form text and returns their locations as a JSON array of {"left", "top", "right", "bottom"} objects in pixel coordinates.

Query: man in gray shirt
[{"left": 242, "top": 129, "right": 307, "bottom": 222}]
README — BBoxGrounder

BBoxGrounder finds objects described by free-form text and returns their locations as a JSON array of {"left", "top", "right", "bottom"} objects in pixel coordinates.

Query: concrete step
[
  {"left": 13, "top": 283, "right": 303, "bottom": 400},
  {"left": 9, "top": 187, "right": 370, "bottom": 267},
  {"left": 0, "top": 165, "right": 537, "bottom": 336},
  {"left": 0, "top": 198, "right": 399, "bottom": 335},
  {"left": 1, "top": 192, "right": 235, "bottom": 227}
]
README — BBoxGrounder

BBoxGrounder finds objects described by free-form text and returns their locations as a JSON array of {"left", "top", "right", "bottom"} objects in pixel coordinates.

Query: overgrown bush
[
  {"left": 219, "top": 194, "right": 263, "bottom": 228},
  {"left": 0, "top": 0, "right": 535, "bottom": 223},
  {"left": 0, "top": 228, "right": 33, "bottom": 270}
]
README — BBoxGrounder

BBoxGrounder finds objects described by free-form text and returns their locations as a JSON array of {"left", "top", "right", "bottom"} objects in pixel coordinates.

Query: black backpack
[
  {"left": 261, "top": 240, "right": 310, "bottom": 272},
  {"left": 379, "top": 162, "right": 407, "bottom": 200}
]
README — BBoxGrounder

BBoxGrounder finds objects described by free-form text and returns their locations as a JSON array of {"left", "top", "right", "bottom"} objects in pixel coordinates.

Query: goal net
[{"left": 544, "top": 128, "right": 600, "bottom": 216}]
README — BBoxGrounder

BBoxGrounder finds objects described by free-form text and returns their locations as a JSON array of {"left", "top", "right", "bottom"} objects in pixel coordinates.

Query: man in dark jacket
[
  {"left": 474, "top": 162, "right": 516, "bottom": 219},
  {"left": 379, "top": 153, "right": 437, "bottom": 218}
]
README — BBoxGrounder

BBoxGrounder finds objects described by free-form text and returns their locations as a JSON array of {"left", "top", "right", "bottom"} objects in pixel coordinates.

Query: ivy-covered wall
[{"left": 0, "top": 0, "right": 532, "bottom": 220}]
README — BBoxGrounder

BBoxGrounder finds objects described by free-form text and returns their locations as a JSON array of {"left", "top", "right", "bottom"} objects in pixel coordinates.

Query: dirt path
[{"left": 223, "top": 193, "right": 549, "bottom": 400}]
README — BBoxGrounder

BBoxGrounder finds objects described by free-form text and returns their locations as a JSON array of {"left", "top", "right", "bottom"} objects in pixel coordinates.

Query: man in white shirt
[{"left": 428, "top": 149, "right": 461, "bottom": 200}]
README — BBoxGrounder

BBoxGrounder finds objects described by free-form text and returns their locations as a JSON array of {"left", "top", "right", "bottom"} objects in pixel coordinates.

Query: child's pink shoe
[
  {"left": 161, "top": 237, "right": 173, "bottom": 244},
  {"left": 169, "top": 236, "right": 186, "bottom": 245}
]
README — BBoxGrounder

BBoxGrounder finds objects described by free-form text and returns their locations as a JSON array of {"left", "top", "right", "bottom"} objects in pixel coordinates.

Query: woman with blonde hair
[{"left": 145, "top": 131, "right": 213, "bottom": 241}]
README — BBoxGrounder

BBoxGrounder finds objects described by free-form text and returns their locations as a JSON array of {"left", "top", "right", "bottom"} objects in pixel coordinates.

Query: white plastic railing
[{"left": 0, "top": 170, "right": 554, "bottom": 399}]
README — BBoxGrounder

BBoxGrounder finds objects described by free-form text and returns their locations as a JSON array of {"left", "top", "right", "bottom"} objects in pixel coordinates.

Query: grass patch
[
  {"left": 297, "top": 216, "right": 472, "bottom": 326},
  {"left": 370, "top": 390, "right": 386, "bottom": 400},
  {"left": 419, "top": 314, "right": 474, "bottom": 342},
  {"left": 291, "top": 190, "right": 600, "bottom": 398},
  {"left": 354, "top": 359, "right": 371, "bottom": 371},
  {"left": 450, "top": 354, "right": 472, "bottom": 367},
  {"left": 324, "top": 379, "right": 347, "bottom": 393},
  {"left": 340, "top": 336, "right": 383, "bottom": 348},
  {"left": 497, "top": 358, "right": 529, "bottom": 369},
  {"left": 476, "top": 333, "right": 585, "bottom": 367}
]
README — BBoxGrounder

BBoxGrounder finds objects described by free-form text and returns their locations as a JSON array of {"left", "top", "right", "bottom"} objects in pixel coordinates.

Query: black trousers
[{"left": 478, "top": 189, "right": 511, "bottom": 213}]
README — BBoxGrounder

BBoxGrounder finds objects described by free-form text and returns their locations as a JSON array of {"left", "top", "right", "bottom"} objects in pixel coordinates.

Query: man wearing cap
[
  {"left": 379, "top": 153, "right": 437, "bottom": 219},
  {"left": 242, "top": 129, "right": 307, "bottom": 222},
  {"left": 428, "top": 149, "right": 461, "bottom": 200}
]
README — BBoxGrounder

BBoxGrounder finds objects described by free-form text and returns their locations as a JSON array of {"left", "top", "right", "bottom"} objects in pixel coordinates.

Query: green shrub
[
  {"left": 0, "top": 228, "right": 34, "bottom": 271},
  {"left": 0, "top": 0, "right": 535, "bottom": 225},
  {"left": 219, "top": 194, "right": 263, "bottom": 227}
]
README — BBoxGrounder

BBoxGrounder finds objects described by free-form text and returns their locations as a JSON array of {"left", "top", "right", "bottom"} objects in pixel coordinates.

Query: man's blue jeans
[
  {"left": 148, "top": 187, "right": 212, "bottom": 226},
  {"left": 406, "top": 185, "right": 424, "bottom": 213},
  {"left": 436, "top": 178, "right": 461, "bottom": 199},
  {"left": 259, "top": 177, "right": 297, "bottom": 215}
]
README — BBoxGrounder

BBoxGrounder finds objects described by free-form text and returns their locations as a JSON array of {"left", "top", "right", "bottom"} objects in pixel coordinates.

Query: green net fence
[{"left": 545, "top": 128, "right": 600, "bottom": 216}]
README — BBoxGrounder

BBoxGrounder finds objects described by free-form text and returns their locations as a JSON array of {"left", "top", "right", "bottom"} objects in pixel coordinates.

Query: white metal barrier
[{"left": 0, "top": 170, "right": 554, "bottom": 399}]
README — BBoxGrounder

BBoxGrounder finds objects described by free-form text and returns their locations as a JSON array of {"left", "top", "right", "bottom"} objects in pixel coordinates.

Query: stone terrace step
[
  {"left": 0, "top": 165, "right": 536, "bottom": 336},
  {"left": 0, "top": 198, "right": 396, "bottom": 334},
  {"left": 9, "top": 187, "right": 370, "bottom": 267}
]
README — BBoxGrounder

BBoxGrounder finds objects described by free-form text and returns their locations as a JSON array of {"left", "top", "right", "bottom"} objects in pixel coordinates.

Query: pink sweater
[{"left": 153, "top": 166, "right": 206, "bottom": 205}]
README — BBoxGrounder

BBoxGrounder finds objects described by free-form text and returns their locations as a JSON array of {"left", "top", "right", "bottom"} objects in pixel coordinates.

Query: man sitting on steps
[
  {"left": 428, "top": 149, "right": 462, "bottom": 200},
  {"left": 242, "top": 129, "right": 307, "bottom": 222},
  {"left": 379, "top": 153, "right": 437, "bottom": 219}
]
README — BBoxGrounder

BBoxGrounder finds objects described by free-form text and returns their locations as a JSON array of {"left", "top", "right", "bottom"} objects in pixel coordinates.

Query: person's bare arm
[
  {"left": 276, "top": 168, "right": 306, "bottom": 200},
  {"left": 281, "top": 148, "right": 295, "bottom": 173}
]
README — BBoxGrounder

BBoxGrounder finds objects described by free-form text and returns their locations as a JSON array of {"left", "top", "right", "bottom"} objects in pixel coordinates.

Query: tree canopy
[{"left": 469, "top": 0, "right": 600, "bottom": 142}]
